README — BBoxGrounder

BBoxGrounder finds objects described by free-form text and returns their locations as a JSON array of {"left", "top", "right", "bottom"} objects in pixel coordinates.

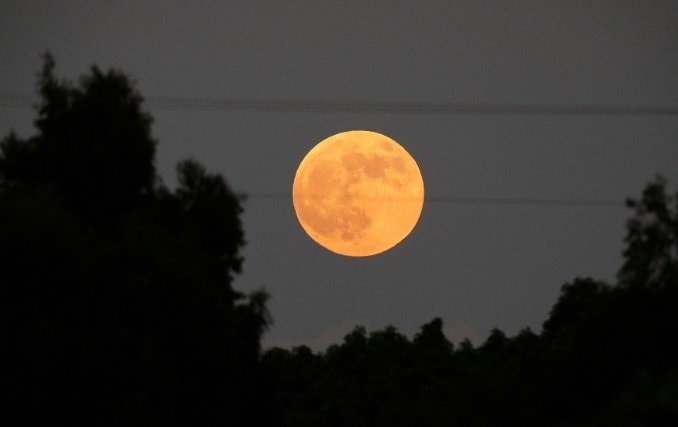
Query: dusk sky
[{"left": 2, "top": 1, "right": 677, "bottom": 350}]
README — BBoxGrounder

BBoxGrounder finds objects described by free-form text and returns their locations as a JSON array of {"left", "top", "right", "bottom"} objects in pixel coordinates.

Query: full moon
[{"left": 293, "top": 130, "right": 424, "bottom": 257}]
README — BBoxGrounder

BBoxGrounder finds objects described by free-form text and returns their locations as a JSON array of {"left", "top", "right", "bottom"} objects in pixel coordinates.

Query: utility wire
[
  {"left": 248, "top": 192, "right": 625, "bottom": 207},
  {"left": 424, "top": 195, "right": 624, "bottom": 207},
  {"left": 0, "top": 92, "right": 645, "bottom": 208},
  {"left": 1, "top": 93, "right": 678, "bottom": 116}
]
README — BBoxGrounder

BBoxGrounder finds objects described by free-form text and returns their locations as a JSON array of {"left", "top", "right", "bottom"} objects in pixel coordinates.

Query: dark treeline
[
  {"left": 259, "top": 144, "right": 678, "bottom": 423},
  {"left": 263, "top": 174, "right": 678, "bottom": 426},
  {"left": 2, "top": 57, "right": 677, "bottom": 425}
]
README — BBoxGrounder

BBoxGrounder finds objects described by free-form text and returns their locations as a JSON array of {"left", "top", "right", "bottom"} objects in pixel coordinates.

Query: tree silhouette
[
  {"left": 261, "top": 177, "right": 678, "bottom": 426},
  {"left": 0, "top": 54, "right": 270, "bottom": 426},
  {"left": 4, "top": 54, "right": 676, "bottom": 427},
  {"left": 619, "top": 175, "right": 678, "bottom": 290}
]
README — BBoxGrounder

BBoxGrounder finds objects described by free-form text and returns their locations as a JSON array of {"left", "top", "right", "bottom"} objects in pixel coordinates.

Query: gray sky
[{"left": 2, "top": 1, "right": 677, "bottom": 350}]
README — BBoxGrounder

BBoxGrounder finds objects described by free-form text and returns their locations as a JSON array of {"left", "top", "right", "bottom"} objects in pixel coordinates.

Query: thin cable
[
  {"left": 247, "top": 192, "right": 625, "bottom": 207},
  {"left": 1, "top": 93, "right": 677, "bottom": 116},
  {"left": 0, "top": 93, "right": 643, "bottom": 208},
  {"left": 424, "top": 195, "right": 623, "bottom": 207}
]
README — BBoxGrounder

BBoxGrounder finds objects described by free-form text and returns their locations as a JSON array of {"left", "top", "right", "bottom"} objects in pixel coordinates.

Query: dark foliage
[
  {"left": 2, "top": 54, "right": 676, "bottom": 426},
  {"left": 0, "top": 54, "right": 271, "bottom": 426},
  {"left": 262, "top": 177, "right": 678, "bottom": 426}
]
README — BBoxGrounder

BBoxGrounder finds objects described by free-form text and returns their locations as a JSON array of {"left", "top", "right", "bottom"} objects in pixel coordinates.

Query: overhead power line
[
  {"left": 424, "top": 195, "right": 623, "bottom": 207},
  {"left": 0, "top": 92, "right": 634, "bottom": 209},
  {"left": 248, "top": 192, "right": 625, "bottom": 208},
  {"left": 1, "top": 93, "right": 677, "bottom": 116}
]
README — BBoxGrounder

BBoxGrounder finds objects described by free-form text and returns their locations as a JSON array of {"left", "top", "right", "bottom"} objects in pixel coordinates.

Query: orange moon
[{"left": 292, "top": 130, "right": 424, "bottom": 257}]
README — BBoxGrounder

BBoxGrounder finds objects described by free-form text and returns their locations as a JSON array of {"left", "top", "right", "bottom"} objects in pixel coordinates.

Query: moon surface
[{"left": 293, "top": 130, "right": 424, "bottom": 257}]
